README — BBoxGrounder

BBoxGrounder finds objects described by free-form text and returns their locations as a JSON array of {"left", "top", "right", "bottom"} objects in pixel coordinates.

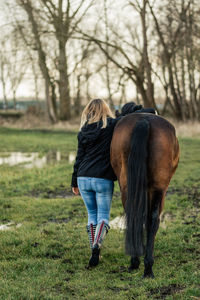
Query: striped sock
[
  {"left": 93, "top": 221, "right": 110, "bottom": 248},
  {"left": 86, "top": 224, "right": 97, "bottom": 249}
]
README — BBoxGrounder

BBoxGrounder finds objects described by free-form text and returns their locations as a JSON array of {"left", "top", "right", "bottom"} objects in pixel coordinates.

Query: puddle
[
  {"left": 0, "top": 151, "right": 76, "bottom": 169},
  {"left": 0, "top": 222, "right": 22, "bottom": 231}
]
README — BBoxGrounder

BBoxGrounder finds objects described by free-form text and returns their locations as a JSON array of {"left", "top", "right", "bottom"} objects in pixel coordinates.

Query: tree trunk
[
  {"left": 141, "top": 0, "right": 156, "bottom": 108},
  {"left": 149, "top": 3, "right": 182, "bottom": 119},
  {"left": 13, "top": 90, "right": 16, "bottom": 110},
  {"left": 184, "top": 1, "right": 198, "bottom": 120},
  {"left": 180, "top": 49, "right": 187, "bottom": 120},
  {"left": 58, "top": 40, "right": 71, "bottom": 120},
  {"left": 168, "top": 64, "right": 182, "bottom": 119},
  {"left": 0, "top": 61, "right": 8, "bottom": 109},
  {"left": 134, "top": 74, "right": 152, "bottom": 107},
  {"left": 172, "top": 51, "right": 184, "bottom": 119},
  {"left": 19, "top": 0, "right": 57, "bottom": 122},
  {"left": 2, "top": 80, "right": 8, "bottom": 109},
  {"left": 104, "top": 0, "right": 114, "bottom": 110},
  {"left": 45, "top": 81, "right": 57, "bottom": 123},
  {"left": 74, "top": 74, "right": 81, "bottom": 116}
]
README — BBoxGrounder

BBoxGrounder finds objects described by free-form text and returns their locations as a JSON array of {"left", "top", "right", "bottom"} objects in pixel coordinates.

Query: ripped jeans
[{"left": 77, "top": 177, "right": 114, "bottom": 225}]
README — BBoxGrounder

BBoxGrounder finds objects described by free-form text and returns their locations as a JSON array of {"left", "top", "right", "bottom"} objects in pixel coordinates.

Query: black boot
[
  {"left": 89, "top": 221, "right": 109, "bottom": 267},
  {"left": 89, "top": 244, "right": 100, "bottom": 267}
]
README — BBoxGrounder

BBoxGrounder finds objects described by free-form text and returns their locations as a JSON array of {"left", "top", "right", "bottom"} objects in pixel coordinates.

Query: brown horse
[{"left": 110, "top": 113, "right": 179, "bottom": 278}]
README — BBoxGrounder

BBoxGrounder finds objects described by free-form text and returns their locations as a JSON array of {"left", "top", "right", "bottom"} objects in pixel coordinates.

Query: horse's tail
[{"left": 125, "top": 118, "right": 150, "bottom": 257}]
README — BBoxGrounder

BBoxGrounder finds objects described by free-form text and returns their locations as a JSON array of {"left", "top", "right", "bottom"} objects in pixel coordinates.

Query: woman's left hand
[{"left": 72, "top": 187, "right": 79, "bottom": 195}]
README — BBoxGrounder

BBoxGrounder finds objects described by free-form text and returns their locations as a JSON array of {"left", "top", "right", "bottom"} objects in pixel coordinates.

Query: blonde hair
[{"left": 80, "top": 99, "right": 114, "bottom": 129}]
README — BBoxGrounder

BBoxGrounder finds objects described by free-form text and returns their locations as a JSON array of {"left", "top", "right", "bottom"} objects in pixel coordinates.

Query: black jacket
[{"left": 71, "top": 117, "right": 119, "bottom": 187}]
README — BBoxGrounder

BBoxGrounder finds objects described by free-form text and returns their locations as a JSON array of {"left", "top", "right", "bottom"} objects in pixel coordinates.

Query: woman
[{"left": 71, "top": 99, "right": 118, "bottom": 267}]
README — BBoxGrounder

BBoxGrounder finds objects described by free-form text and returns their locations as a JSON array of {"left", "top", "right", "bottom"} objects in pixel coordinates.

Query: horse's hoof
[
  {"left": 128, "top": 265, "right": 140, "bottom": 272},
  {"left": 143, "top": 272, "right": 155, "bottom": 279},
  {"left": 128, "top": 257, "right": 140, "bottom": 272},
  {"left": 85, "top": 265, "right": 91, "bottom": 270}
]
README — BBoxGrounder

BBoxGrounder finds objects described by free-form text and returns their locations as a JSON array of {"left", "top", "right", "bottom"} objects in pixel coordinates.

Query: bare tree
[
  {"left": 0, "top": 37, "right": 9, "bottom": 109},
  {"left": 17, "top": 0, "right": 58, "bottom": 122},
  {"left": 8, "top": 29, "right": 27, "bottom": 109},
  {"left": 148, "top": 0, "right": 200, "bottom": 120},
  {"left": 71, "top": 39, "right": 94, "bottom": 115},
  {"left": 129, "top": 0, "right": 156, "bottom": 108},
  {"left": 104, "top": 0, "right": 114, "bottom": 110},
  {"left": 15, "top": 0, "right": 95, "bottom": 121},
  {"left": 76, "top": 0, "right": 159, "bottom": 109},
  {"left": 14, "top": 21, "right": 42, "bottom": 105},
  {"left": 0, "top": 30, "right": 27, "bottom": 110}
]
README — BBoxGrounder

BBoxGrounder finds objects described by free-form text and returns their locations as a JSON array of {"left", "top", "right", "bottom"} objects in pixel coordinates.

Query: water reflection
[
  {"left": 68, "top": 152, "right": 76, "bottom": 163},
  {"left": 0, "top": 151, "right": 76, "bottom": 169},
  {"left": 0, "top": 221, "right": 22, "bottom": 231}
]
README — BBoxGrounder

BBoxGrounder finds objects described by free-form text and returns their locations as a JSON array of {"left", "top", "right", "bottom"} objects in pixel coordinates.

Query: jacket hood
[
  {"left": 80, "top": 118, "right": 113, "bottom": 142},
  {"left": 80, "top": 121, "right": 102, "bottom": 142}
]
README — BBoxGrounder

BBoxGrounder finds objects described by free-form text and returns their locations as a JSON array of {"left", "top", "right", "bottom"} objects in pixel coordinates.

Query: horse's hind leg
[
  {"left": 143, "top": 190, "right": 163, "bottom": 278},
  {"left": 129, "top": 256, "right": 140, "bottom": 271}
]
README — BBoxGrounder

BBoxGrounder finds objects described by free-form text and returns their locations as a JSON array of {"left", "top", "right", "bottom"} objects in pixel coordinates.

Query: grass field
[{"left": 0, "top": 127, "right": 199, "bottom": 300}]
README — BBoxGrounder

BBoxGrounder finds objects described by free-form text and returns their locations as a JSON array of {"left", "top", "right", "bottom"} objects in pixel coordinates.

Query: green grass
[
  {"left": 0, "top": 127, "right": 199, "bottom": 299},
  {"left": 0, "top": 127, "right": 77, "bottom": 152}
]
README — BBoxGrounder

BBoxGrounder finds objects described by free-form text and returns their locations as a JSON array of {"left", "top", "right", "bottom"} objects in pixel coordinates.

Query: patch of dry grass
[
  {"left": 170, "top": 119, "right": 200, "bottom": 137},
  {"left": 1, "top": 112, "right": 200, "bottom": 137},
  {"left": 0, "top": 113, "right": 80, "bottom": 131}
]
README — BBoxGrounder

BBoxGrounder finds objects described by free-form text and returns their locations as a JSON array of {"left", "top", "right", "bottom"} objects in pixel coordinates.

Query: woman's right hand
[{"left": 72, "top": 187, "right": 79, "bottom": 195}]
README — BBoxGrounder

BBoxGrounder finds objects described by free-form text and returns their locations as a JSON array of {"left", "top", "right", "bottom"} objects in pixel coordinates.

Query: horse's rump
[{"left": 111, "top": 113, "right": 179, "bottom": 194}]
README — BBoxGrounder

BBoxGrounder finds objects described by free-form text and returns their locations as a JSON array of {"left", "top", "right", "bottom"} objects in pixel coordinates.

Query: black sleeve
[{"left": 71, "top": 132, "right": 85, "bottom": 187}]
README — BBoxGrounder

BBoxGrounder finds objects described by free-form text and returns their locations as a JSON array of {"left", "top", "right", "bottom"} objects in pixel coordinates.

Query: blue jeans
[{"left": 77, "top": 177, "right": 114, "bottom": 225}]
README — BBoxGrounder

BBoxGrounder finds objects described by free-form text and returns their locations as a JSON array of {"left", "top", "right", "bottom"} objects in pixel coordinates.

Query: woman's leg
[
  {"left": 88, "top": 178, "right": 114, "bottom": 267},
  {"left": 78, "top": 177, "right": 97, "bottom": 225},
  {"left": 94, "top": 179, "right": 113, "bottom": 247},
  {"left": 94, "top": 178, "right": 114, "bottom": 225},
  {"left": 78, "top": 177, "right": 97, "bottom": 249}
]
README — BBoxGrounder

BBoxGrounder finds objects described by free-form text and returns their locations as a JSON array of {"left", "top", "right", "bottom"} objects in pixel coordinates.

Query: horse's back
[{"left": 111, "top": 113, "right": 177, "bottom": 156}]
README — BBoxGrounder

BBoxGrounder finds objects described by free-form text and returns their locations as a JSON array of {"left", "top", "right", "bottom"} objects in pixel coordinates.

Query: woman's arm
[{"left": 71, "top": 132, "right": 85, "bottom": 188}]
